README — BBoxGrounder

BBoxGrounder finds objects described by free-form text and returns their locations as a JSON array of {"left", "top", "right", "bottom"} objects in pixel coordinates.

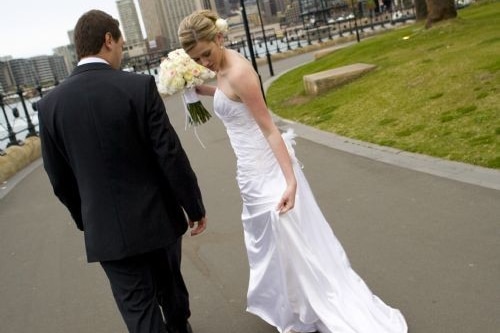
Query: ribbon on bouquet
[{"left": 182, "top": 87, "right": 206, "bottom": 149}]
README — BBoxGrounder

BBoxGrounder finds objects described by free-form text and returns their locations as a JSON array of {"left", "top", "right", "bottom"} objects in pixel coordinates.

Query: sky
[{"left": 0, "top": 0, "right": 143, "bottom": 59}]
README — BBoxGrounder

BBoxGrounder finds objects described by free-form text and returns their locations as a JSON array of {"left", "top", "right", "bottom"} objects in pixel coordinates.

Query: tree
[
  {"left": 415, "top": 0, "right": 428, "bottom": 20},
  {"left": 425, "top": 0, "right": 457, "bottom": 28}
]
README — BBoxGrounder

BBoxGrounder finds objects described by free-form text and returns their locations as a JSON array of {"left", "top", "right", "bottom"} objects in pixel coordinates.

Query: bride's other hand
[
  {"left": 195, "top": 84, "right": 216, "bottom": 96},
  {"left": 277, "top": 184, "right": 296, "bottom": 214}
]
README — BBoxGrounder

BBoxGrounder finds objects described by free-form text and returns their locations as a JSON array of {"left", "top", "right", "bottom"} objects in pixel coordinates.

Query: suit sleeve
[
  {"left": 39, "top": 117, "right": 84, "bottom": 230},
  {"left": 144, "top": 76, "right": 206, "bottom": 221}
]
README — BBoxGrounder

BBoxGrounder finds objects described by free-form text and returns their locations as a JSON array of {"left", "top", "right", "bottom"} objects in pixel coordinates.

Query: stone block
[{"left": 303, "top": 63, "right": 376, "bottom": 96}]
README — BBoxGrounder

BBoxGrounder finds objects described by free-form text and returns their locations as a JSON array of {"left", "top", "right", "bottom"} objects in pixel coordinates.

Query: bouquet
[{"left": 158, "top": 48, "right": 216, "bottom": 125}]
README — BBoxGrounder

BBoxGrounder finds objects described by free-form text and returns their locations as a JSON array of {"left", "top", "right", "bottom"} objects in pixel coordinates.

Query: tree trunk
[
  {"left": 415, "top": 0, "right": 428, "bottom": 21},
  {"left": 425, "top": 0, "right": 457, "bottom": 28}
]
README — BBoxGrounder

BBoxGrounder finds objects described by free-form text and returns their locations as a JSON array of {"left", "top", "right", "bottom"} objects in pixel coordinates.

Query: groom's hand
[{"left": 189, "top": 216, "right": 207, "bottom": 236}]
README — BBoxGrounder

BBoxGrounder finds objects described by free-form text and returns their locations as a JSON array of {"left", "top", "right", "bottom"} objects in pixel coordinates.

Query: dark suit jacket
[{"left": 38, "top": 63, "right": 205, "bottom": 262}]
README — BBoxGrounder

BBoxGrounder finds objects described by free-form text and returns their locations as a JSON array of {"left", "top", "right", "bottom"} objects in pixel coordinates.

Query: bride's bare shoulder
[{"left": 226, "top": 50, "right": 256, "bottom": 80}]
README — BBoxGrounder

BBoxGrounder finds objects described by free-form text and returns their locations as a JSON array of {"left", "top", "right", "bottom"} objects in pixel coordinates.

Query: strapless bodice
[{"left": 213, "top": 88, "right": 277, "bottom": 180}]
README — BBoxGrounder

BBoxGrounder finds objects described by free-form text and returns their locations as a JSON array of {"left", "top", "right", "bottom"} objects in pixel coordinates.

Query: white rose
[{"left": 215, "top": 18, "right": 228, "bottom": 33}]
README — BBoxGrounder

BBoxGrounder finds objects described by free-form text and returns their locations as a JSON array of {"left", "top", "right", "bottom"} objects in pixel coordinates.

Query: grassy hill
[{"left": 267, "top": 0, "right": 500, "bottom": 169}]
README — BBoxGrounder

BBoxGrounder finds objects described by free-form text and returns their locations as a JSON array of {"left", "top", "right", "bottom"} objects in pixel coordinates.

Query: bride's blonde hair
[{"left": 178, "top": 10, "right": 226, "bottom": 52}]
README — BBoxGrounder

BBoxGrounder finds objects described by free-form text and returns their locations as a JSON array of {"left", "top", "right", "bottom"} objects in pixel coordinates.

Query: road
[{"left": 1, "top": 50, "right": 499, "bottom": 333}]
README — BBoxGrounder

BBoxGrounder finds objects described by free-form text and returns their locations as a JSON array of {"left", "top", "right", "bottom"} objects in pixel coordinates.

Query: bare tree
[{"left": 425, "top": 0, "right": 457, "bottom": 28}]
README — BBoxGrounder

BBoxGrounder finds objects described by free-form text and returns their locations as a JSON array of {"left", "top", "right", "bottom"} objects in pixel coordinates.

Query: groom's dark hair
[{"left": 74, "top": 9, "right": 122, "bottom": 60}]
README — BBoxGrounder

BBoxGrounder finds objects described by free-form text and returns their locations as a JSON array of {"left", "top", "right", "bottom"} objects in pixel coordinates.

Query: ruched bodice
[
  {"left": 212, "top": 88, "right": 407, "bottom": 333},
  {"left": 214, "top": 88, "right": 274, "bottom": 175},
  {"left": 214, "top": 88, "right": 284, "bottom": 211}
]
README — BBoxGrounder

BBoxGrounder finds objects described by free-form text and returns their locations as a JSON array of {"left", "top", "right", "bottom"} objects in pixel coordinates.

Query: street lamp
[
  {"left": 256, "top": 0, "right": 274, "bottom": 76},
  {"left": 240, "top": 0, "right": 266, "bottom": 99},
  {"left": 240, "top": 0, "right": 258, "bottom": 73},
  {"left": 285, "top": 29, "right": 292, "bottom": 51},
  {"left": 350, "top": 0, "right": 361, "bottom": 42}
]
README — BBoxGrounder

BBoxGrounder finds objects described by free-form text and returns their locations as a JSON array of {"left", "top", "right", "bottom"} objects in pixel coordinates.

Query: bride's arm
[
  {"left": 195, "top": 84, "right": 216, "bottom": 96},
  {"left": 230, "top": 63, "right": 297, "bottom": 214}
]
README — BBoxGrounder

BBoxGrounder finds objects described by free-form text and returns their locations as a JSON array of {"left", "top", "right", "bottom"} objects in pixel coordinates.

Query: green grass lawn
[{"left": 267, "top": 0, "right": 500, "bottom": 169}]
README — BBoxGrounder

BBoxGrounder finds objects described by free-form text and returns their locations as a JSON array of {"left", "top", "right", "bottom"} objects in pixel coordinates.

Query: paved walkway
[{"left": 1, "top": 48, "right": 499, "bottom": 333}]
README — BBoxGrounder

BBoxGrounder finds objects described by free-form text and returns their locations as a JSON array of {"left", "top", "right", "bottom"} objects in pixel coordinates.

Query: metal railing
[
  {"left": 226, "top": 7, "right": 416, "bottom": 64},
  {"left": 0, "top": 84, "right": 51, "bottom": 155}
]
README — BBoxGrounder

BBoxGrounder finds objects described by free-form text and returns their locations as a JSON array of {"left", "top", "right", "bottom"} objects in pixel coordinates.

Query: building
[
  {"left": 53, "top": 44, "right": 77, "bottom": 74},
  {"left": 0, "top": 61, "right": 14, "bottom": 93},
  {"left": 0, "top": 55, "right": 70, "bottom": 92},
  {"left": 158, "top": 0, "right": 203, "bottom": 49},
  {"left": 49, "top": 55, "right": 69, "bottom": 82},
  {"left": 298, "top": 0, "right": 350, "bottom": 25},
  {"left": 214, "top": 0, "right": 231, "bottom": 17},
  {"left": 31, "top": 56, "right": 55, "bottom": 84},
  {"left": 117, "top": 0, "right": 144, "bottom": 44},
  {"left": 201, "top": 0, "right": 217, "bottom": 11},
  {"left": 8, "top": 59, "right": 36, "bottom": 88},
  {"left": 138, "top": 0, "right": 205, "bottom": 51},
  {"left": 282, "top": 0, "right": 303, "bottom": 26},
  {"left": 117, "top": 0, "right": 149, "bottom": 58},
  {"left": 138, "top": 0, "right": 169, "bottom": 51}
]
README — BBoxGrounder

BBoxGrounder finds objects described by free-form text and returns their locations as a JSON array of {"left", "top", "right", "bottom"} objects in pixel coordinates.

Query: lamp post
[
  {"left": 256, "top": 0, "right": 274, "bottom": 76},
  {"left": 285, "top": 29, "right": 292, "bottom": 51},
  {"left": 240, "top": 0, "right": 258, "bottom": 73},
  {"left": 240, "top": 0, "right": 266, "bottom": 100},
  {"left": 350, "top": 0, "right": 361, "bottom": 42}
]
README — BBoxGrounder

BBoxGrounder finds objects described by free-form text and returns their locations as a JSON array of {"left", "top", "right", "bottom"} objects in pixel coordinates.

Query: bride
[{"left": 178, "top": 10, "right": 408, "bottom": 333}]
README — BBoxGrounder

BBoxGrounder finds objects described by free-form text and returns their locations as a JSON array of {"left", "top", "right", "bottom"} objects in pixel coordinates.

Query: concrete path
[{"left": 1, "top": 49, "right": 499, "bottom": 333}]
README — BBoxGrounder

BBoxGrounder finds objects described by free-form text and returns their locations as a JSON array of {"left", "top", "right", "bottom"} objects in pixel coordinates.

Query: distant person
[
  {"left": 38, "top": 9, "right": 206, "bottom": 333},
  {"left": 178, "top": 10, "right": 407, "bottom": 333}
]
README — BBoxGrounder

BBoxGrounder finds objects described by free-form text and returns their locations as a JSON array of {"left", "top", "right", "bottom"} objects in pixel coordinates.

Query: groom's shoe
[{"left": 167, "top": 321, "right": 193, "bottom": 333}]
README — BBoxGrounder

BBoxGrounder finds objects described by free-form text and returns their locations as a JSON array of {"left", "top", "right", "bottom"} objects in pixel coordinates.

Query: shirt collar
[{"left": 78, "top": 57, "right": 109, "bottom": 66}]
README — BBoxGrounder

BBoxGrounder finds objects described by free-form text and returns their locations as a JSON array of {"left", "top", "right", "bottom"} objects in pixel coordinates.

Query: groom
[{"left": 38, "top": 10, "right": 206, "bottom": 333}]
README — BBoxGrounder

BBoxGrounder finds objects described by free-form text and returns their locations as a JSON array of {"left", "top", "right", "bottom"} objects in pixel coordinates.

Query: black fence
[
  {"left": 0, "top": 85, "right": 49, "bottom": 155},
  {"left": 226, "top": 7, "right": 416, "bottom": 59}
]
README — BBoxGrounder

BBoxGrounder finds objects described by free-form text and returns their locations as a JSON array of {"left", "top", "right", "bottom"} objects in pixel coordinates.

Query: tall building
[
  {"left": 139, "top": 0, "right": 205, "bottom": 51},
  {"left": 49, "top": 55, "right": 69, "bottom": 82},
  {"left": 116, "top": 0, "right": 148, "bottom": 58},
  {"left": 138, "top": 0, "right": 169, "bottom": 51},
  {"left": 214, "top": 0, "right": 231, "bottom": 17},
  {"left": 283, "top": 0, "right": 301, "bottom": 25},
  {"left": 272, "top": 0, "right": 287, "bottom": 14},
  {"left": 0, "top": 61, "right": 14, "bottom": 93},
  {"left": 54, "top": 45, "right": 77, "bottom": 74},
  {"left": 117, "top": 0, "right": 144, "bottom": 44},
  {"left": 201, "top": 0, "right": 217, "bottom": 11},
  {"left": 31, "top": 56, "right": 54, "bottom": 84},
  {"left": 158, "top": 0, "right": 203, "bottom": 49},
  {"left": 0, "top": 55, "right": 70, "bottom": 91},
  {"left": 8, "top": 59, "right": 36, "bottom": 87}
]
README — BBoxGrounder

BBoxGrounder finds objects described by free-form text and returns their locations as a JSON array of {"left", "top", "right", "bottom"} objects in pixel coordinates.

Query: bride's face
[{"left": 187, "top": 39, "right": 223, "bottom": 72}]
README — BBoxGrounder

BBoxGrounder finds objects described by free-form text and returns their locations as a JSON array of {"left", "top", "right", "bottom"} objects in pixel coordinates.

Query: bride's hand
[
  {"left": 277, "top": 184, "right": 296, "bottom": 214},
  {"left": 195, "top": 84, "right": 216, "bottom": 96}
]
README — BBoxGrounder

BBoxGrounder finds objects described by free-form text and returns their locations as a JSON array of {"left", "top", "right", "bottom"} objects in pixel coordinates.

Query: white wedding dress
[{"left": 213, "top": 88, "right": 408, "bottom": 333}]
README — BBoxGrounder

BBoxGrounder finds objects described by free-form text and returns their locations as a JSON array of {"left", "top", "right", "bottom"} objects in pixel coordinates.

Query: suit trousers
[{"left": 100, "top": 237, "right": 190, "bottom": 333}]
